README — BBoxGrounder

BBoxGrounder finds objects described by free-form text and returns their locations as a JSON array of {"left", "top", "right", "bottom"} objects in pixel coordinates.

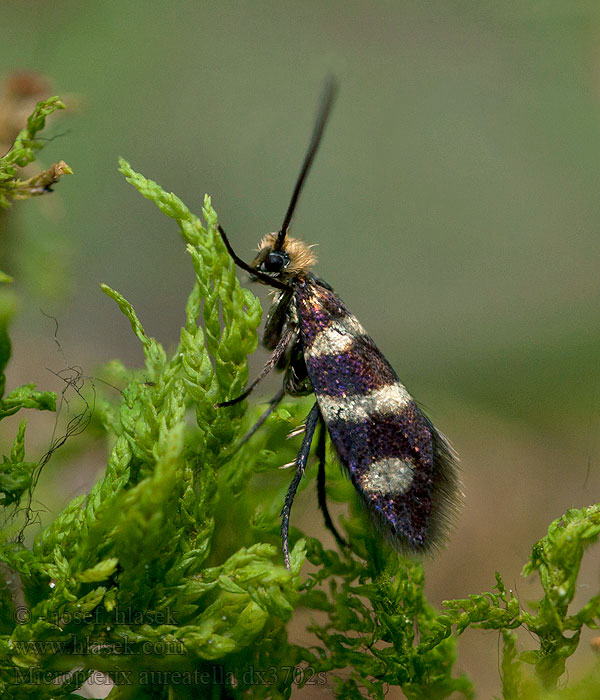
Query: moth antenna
[{"left": 276, "top": 76, "right": 338, "bottom": 250}]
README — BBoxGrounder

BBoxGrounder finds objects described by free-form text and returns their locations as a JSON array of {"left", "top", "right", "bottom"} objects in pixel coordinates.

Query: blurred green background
[{"left": 2, "top": 1, "right": 600, "bottom": 697}]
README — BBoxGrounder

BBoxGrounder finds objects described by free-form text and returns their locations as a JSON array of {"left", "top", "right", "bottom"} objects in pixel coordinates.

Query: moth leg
[
  {"left": 281, "top": 402, "right": 320, "bottom": 570},
  {"left": 316, "top": 417, "right": 348, "bottom": 549},
  {"left": 264, "top": 290, "right": 293, "bottom": 350},
  {"left": 216, "top": 327, "right": 294, "bottom": 408},
  {"left": 238, "top": 387, "right": 285, "bottom": 446}
]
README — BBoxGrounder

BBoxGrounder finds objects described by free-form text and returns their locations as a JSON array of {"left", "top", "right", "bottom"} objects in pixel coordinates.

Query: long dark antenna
[{"left": 275, "top": 77, "right": 338, "bottom": 249}]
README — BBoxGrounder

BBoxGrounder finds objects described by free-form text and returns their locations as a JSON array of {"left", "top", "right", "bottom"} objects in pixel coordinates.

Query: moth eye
[{"left": 263, "top": 251, "right": 289, "bottom": 273}]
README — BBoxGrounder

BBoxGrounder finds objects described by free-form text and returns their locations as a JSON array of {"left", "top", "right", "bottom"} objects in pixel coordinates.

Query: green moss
[{"left": 0, "top": 96, "right": 70, "bottom": 209}]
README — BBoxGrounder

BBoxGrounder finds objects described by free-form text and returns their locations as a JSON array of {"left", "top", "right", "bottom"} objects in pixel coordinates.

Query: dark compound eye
[{"left": 262, "top": 251, "right": 289, "bottom": 273}]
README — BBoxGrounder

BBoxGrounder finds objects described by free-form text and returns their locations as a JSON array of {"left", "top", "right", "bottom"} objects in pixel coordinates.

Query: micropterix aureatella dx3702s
[{"left": 216, "top": 78, "right": 461, "bottom": 569}]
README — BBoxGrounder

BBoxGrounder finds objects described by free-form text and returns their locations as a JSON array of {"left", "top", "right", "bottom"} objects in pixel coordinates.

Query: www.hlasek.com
[{"left": 10, "top": 638, "right": 185, "bottom": 656}]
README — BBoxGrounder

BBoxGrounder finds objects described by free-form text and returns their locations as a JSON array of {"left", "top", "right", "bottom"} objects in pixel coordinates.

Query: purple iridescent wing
[{"left": 295, "top": 277, "right": 458, "bottom": 551}]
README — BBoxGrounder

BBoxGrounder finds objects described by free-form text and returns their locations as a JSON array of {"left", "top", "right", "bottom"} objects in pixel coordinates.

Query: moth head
[{"left": 250, "top": 232, "right": 317, "bottom": 283}]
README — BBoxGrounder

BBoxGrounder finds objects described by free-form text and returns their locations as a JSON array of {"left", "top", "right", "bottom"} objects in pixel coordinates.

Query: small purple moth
[{"left": 217, "top": 79, "right": 460, "bottom": 568}]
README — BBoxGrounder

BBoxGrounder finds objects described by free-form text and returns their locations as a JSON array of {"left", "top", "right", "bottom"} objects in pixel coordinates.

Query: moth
[{"left": 217, "top": 79, "right": 460, "bottom": 568}]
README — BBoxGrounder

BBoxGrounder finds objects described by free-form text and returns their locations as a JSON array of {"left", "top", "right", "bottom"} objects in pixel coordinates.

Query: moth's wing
[{"left": 295, "top": 279, "right": 459, "bottom": 551}]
